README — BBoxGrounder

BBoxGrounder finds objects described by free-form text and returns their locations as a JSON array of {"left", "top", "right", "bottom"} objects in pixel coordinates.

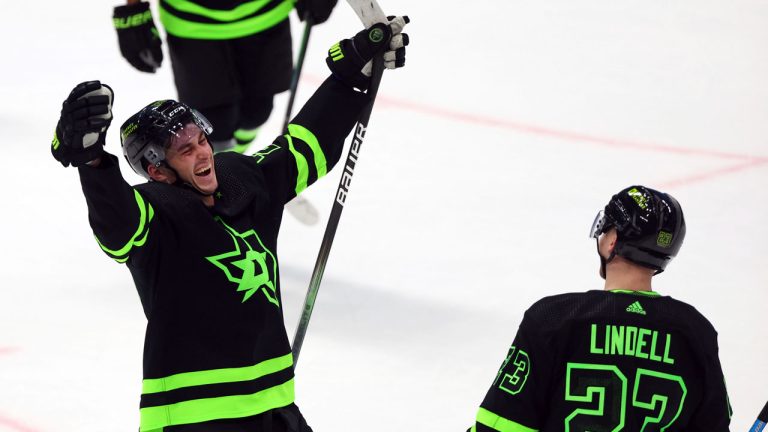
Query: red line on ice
[
  {"left": 0, "top": 346, "right": 19, "bottom": 355},
  {"left": 660, "top": 158, "right": 768, "bottom": 189},
  {"left": 374, "top": 96, "right": 768, "bottom": 163},
  {"left": 0, "top": 415, "right": 42, "bottom": 432},
  {"left": 300, "top": 74, "right": 768, "bottom": 185}
]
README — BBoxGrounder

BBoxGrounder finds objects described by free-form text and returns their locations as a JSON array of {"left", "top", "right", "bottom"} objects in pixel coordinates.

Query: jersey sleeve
[
  {"left": 471, "top": 313, "right": 553, "bottom": 432},
  {"left": 688, "top": 336, "right": 732, "bottom": 431},
  {"left": 251, "top": 76, "right": 370, "bottom": 204},
  {"left": 77, "top": 152, "right": 157, "bottom": 264}
]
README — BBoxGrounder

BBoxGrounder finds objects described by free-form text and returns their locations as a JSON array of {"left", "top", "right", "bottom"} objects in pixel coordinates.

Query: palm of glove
[
  {"left": 326, "top": 16, "right": 410, "bottom": 90},
  {"left": 52, "top": 81, "right": 114, "bottom": 168}
]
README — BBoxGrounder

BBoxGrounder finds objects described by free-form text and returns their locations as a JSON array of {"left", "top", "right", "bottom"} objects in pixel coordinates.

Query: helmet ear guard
[{"left": 143, "top": 146, "right": 166, "bottom": 169}]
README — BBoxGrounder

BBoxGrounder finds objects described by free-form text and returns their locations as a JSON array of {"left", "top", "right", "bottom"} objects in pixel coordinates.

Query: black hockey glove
[
  {"left": 113, "top": 2, "right": 163, "bottom": 73},
  {"left": 295, "top": 0, "right": 337, "bottom": 24},
  {"left": 52, "top": 81, "right": 114, "bottom": 168},
  {"left": 326, "top": 16, "right": 409, "bottom": 90}
]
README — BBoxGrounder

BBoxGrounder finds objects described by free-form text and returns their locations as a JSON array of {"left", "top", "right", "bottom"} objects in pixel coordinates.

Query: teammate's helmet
[
  {"left": 120, "top": 100, "right": 213, "bottom": 180},
  {"left": 589, "top": 185, "right": 686, "bottom": 273}
]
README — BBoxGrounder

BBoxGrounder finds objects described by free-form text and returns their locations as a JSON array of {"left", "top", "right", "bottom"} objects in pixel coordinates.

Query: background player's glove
[
  {"left": 113, "top": 2, "right": 163, "bottom": 73},
  {"left": 52, "top": 81, "right": 114, "bottom": 168},
  {"left": 326, "top": 16, "right": 409, "bottom": 90},
  {"left": 295, "top": 0, "right": 338, "bottom": 24}
]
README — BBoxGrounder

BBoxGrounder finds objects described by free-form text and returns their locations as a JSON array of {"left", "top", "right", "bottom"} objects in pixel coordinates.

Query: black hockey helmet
[
  {"left": 589, "top": 185, "right": 686, "bottom": 273},
  {"left": 120, "top": 99, "right": 213, "bottom": 180}
]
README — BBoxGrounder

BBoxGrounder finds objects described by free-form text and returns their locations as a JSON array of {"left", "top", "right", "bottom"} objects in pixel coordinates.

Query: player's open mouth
[{"left": 194, "top": 165, "right": 212, "bottom": 177}]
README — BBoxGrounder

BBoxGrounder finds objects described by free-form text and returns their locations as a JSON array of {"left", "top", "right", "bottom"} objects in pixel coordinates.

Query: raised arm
[
  {"left": 252, "top": 17, "right": 409, "bottom": 204},
  {"left": 52, "top": 81, "right": 155, "bottom": 264}
]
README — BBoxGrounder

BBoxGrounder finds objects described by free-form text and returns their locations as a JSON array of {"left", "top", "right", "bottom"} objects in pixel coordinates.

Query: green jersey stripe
[
  {"left": 287, "top": 123, "right": 327, "bottom": 178},
  {"left": 159, "top": 0, "right": 292, "bottom": 40},
  {"left": 163, "top": 0, "right": 273, "bottom": 22},
  {"left": 94, "top": 190, "right": 153, "bottom": 260},
  {"left": 476, "top": 407, "right": 539, "bottom": 432},
  {"left": 140, "top": 378, "right": 295, "bottom": 431},
  {"left": 142, "top": 352, "right": 293, "bottom": 394},
  {"left": 284, "top": 135, "right": 310, "bottom": 195}
]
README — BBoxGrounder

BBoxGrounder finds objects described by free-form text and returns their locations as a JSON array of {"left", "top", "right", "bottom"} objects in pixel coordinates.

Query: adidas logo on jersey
[{"left": 626, "top": 301, "right": 646, "bottom": 315}]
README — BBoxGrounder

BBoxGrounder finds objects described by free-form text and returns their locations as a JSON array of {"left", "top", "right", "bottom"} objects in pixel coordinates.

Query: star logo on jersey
[
  {"left": 206, "top": 217, "right": 279, "bottom": 306},
  {"left": 252, "top": 143, "right": 281, "bottom": 164}
]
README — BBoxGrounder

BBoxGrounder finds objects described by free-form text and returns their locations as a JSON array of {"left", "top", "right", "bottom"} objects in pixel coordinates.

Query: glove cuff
[{"left": 326, "top": 39, "right": 371, "bottom": 90}]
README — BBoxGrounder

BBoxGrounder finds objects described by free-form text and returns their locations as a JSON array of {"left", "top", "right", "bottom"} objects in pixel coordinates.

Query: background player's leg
[
  {"left": 230, "top": 19, "right": 293, "bottom": 155},
  {"left": 200, "top": 103, "right": 240, "bottom": 152},
  {"left": 167, "top": 34, "right": 240, "bottom": 153},
  {"left": 233, "top": 95, "right": 274, "bottom": 154},
  {"left": 229, "top": 19, "right": 318, "bottom": 225}
]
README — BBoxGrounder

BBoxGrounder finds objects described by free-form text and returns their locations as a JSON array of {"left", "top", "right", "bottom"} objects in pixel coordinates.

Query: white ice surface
[{"left": 1, "top": 0, "right": 767, "bottom": 430}]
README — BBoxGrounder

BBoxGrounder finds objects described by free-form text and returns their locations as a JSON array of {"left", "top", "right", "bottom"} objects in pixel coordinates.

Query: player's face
[{"left": 165, "top": 124, "right": 218, "bottom": 195}]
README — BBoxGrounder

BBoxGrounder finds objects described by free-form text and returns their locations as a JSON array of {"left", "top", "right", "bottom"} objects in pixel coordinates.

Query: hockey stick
[
  {"left": 750, "top": 401, "right": 768, "bottom": 432},
  {"left": 291, "top": 0, "right": 389, "bottom": 366},
  {"left": 282, "top": 13, "right": 314, "bottom": 134},
  {"left": 283, "top": 13, "right": 321, "bottom": 226}
]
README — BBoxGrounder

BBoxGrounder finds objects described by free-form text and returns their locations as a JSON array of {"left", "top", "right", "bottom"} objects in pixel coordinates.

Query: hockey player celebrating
[
  {"left": 112, "top": 0, "right": 340, "bottom": 224},
  {"left": 51, "top": 18, "right": 408, "bottom": 432},
  {"left": 112, "top": 0, "right": 337, "bottom": 154},
  {"left": 470, "top": 186, "right": 732, "bottom": 432}
]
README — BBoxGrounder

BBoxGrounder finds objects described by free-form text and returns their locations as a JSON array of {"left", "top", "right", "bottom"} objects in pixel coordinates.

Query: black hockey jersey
[
  {"left": 77, "top": 77, "right": 369, "bottom": 431},
  {"left": 471, "top": 290, "right": 732, "bottom": 432}
]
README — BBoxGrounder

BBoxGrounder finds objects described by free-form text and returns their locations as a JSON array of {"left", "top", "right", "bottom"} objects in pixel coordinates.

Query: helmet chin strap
[{"left": 597, "top": 238, "right": 617, "bottom": 280}]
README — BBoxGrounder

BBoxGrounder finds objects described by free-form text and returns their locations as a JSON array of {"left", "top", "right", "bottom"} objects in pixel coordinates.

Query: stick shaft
[
  {"left": 292, "top": 55, "right": 386, "bottom": 366},
  {"left": 751, "top": 401, "right": 768, "bottom": 432},
  {"left": 282, "top": 16, "right": 314, "bottom": 133}
]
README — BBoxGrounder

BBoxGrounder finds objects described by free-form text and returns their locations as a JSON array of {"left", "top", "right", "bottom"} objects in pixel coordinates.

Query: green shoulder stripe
[
  {"left": 284, "top": 134, "right": 309, "bottom": 195},
  {"left": 287, "top": 123, "right": 326, "bottom": 178},
  {"left": 476, "top": 407, "right": 538, "bottom": 432},
  {"left": 94, "top": 189, "right": 154, "bottom": 262}
]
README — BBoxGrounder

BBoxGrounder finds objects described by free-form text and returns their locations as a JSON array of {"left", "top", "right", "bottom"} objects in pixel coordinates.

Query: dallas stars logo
[
  {"left": 252, "top": 143, "right": 281, "bottom": 164},
  {"left": 207, "top": 217, "right": 279, "bottom": 306}
]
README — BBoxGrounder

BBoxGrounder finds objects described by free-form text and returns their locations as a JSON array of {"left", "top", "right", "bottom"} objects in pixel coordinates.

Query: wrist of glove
[
  {"left": 326, "top": 16, "right": 409, "bottom": 91},
  {"left": 52, "top": 81, "right": 114, "bottom": 168},
  {"left": 113, "top": 2, "right": 163, "bottom": 73},
  {"left": 295, "top": 0, "right": 338, "bottom": 24}
]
